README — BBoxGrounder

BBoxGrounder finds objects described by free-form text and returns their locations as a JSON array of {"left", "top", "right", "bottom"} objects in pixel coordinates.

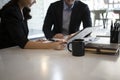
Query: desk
[{"left": 0, "top": 47, "right": 120, "bottom": 80}]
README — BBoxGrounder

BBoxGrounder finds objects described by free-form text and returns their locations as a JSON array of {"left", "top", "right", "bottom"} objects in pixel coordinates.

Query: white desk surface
[{"left": 0, "top": 47, "right": 120, "bottom": 80}]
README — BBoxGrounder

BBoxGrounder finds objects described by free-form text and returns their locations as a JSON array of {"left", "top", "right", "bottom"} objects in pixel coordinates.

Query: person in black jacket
[
  {"left": 0, "top": 0, "right": 65, "bottom": 49},
  {"left": 43, "top": 0, "right": 92, "bottom": 39}
]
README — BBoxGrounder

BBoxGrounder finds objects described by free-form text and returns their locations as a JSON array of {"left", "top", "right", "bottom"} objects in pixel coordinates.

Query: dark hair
[
  {"left": 3, "top": 0, "right": 32, "bottom": 20},
  {"left": 11, "top": 0, "right": 32, "bottom": 20},
  {"left": 23, "top": 7, "right": 32, "bottom": 20},
  {"left": 11, "top": 0, "right": 19, "bottom": 3}
]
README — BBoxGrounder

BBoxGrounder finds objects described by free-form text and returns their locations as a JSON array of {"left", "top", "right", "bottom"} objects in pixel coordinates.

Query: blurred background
[{"left": 1, "top": 0, "right": 120, "bottom": 38}]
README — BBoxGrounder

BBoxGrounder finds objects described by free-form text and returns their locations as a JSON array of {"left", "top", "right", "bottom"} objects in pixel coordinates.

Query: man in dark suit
[{"left": 43, "top": 0, "right": 92, "bottom": 39}]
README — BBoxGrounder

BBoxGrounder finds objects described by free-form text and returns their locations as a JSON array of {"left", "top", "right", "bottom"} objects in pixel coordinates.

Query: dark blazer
[
  {"left": 0, "top": 2, "right": 29, "bottom": 49},
  {"left": 43, "top": 0, "right": 92, "bottom": 39}
]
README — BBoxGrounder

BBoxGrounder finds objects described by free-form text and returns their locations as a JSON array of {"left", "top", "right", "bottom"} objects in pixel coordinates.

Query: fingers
[
  {"left": 36, "top": 39, "right": 44, "bottom": 41},
  {"left": 55, "top": 40, "right": 67, "bottom": 44},
  {"left": 54, "top": 43, "right": 66, "bottom": 50},
  {"left": 53, "top": 39, "right": 67, "bottom": 43},
  {"left": 66, "top": 33, "right": 77, "bottom": 41},
  {"left": 55, "top": 41, "right": 66, "bottom": 50}
]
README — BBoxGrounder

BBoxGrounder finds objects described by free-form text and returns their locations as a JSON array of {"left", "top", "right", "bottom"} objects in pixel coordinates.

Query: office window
[
  {"left": 28, "top": 0, "right": 57, "bottom": 38},
  {"left": 28, "top": 0, "right": 44, "bottom": 38}
]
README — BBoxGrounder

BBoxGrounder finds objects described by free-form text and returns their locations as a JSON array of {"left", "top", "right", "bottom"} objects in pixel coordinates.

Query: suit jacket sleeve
[
  {"left": 82, "top": 5, "right": 92, "bottom": 28},
  {"left": 42, "top": 4, "right": 55, "bottom": 39}
]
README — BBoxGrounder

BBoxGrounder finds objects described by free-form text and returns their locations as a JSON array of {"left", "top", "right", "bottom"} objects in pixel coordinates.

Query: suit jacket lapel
[
  {"left": 69, "top": 1, "right": 80, "bottom": 33},
  {"left": 15, "top": 4, "right": 24, "bottom": 21},
  {"left": 15, "top": 4, "right": 28, "bottom": 35},
  {"left": 69, "top": 2, "right": 77, "bottom": 33}
]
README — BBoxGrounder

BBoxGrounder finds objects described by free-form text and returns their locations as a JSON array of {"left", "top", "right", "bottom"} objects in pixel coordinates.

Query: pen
[
  {"left": 48, "top": 38, "right": 58, "bottom": 42},
  {"left": 116, "top": 48, "right": 119, "bottom": 54}
]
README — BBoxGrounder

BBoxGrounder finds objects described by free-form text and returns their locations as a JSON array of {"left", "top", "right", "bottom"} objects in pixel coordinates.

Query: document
[{"left": 67, "top": 27, "right": 96, "bottom": 43}]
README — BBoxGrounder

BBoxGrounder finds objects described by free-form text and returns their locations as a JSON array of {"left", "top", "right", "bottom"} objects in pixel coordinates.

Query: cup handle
[{"left": 67, "top": 42, "right": 72, "bottom": 52}]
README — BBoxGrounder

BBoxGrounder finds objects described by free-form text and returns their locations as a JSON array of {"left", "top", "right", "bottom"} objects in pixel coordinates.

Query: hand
[
  {"left": 53, "top": 33, "right": 64, "bottom": 39},
  {"left": 66, "top": 33, "right": 77, "bottom": 41},
  {"left": 52, "top": 42, "right": 66, "bottom": 50},
  {"left": 36, "top": 39, "right": 46, "bottom": 43}
]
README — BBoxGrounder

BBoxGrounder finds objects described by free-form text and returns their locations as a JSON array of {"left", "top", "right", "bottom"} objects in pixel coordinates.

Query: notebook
[{"left": 85, "top": 37, "right": 119, "bottom": 54}]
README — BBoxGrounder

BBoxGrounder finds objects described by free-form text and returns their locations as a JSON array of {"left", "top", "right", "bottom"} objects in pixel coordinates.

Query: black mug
[{"left": 67, "top": 39, "right": 85, "bottom": 56}]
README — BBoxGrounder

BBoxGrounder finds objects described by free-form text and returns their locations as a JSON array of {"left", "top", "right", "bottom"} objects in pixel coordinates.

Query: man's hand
[
  {"left": 53, "top": 33, "right": 64, "bottom": 39},
  {"left": 66, "top": 32, "right": 77, "bottom": 41}
]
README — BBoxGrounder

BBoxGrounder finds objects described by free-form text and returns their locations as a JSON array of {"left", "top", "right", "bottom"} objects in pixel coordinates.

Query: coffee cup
[{"left": 67, "top": 39, "right": 85, "bottom": 56}]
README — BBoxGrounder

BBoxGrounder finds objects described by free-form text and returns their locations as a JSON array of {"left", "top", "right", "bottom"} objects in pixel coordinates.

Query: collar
[{"left": 63, "top": 1, "right": 74, "bottom": 10}]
